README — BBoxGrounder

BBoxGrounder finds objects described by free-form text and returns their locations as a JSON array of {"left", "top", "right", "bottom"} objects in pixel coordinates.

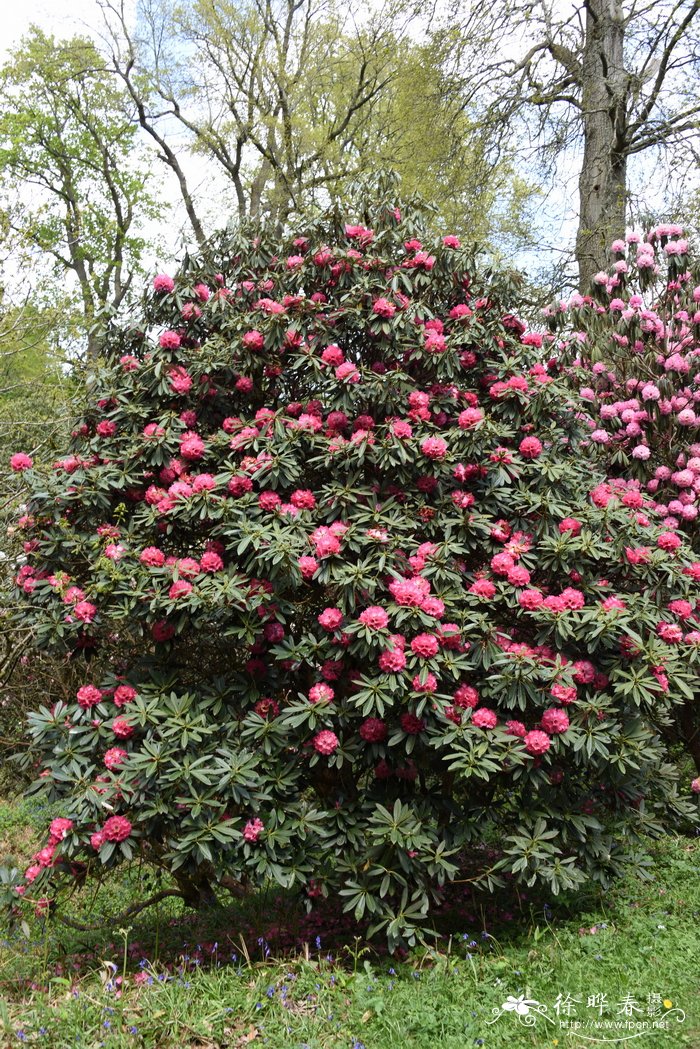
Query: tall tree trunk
[{"left": 576, "top": 0, "right": 628, "bottom": 291}]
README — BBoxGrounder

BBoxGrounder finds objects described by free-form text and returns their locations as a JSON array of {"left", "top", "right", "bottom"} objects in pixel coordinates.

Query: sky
[{"left": 1, "top": 0, "right": 105, "bottom": 58}]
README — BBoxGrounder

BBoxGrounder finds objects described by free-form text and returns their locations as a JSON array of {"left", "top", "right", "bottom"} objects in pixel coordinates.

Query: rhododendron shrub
[
  {"left": 549, "top": 225, "right": 700, "bottom": 532},
  {"left": 549, "top": 225, "right": 700, "bottom": 772},
  {"left": 8, "top": 201, "right": 698, "bottom": 946}
]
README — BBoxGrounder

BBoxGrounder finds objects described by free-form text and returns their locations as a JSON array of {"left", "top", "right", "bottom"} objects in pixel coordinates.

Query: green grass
[{"left": 0, "top": 797, "right": 699, "bottom": 1048}]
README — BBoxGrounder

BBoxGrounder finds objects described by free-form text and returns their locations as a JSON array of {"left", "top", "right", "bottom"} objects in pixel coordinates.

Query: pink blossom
[
  {"left": 390, "top": 419, "right": 413, "bottom": 439},
  {"left": 159, "top": 330, "right": 181, "bottom": 350},
  {"left": 102, "top": 815, "right": 132, "bottom": 842},
  {"left": 379, "top": 646, "right": 407, "bottom": 672},
  {"left": 256, "top": 298, "right": 286, "bottom": 316},
  {"left": 540, "top": 708, "right": 570, "bottom": 734},
  {"left": 313, "top": 730, "right": 340, "bottom": 755},
  {"left": 314, "top": 532, "right": 341, "bottom": 557},
  {"left": 103, "top": 545, "right": 125, "bottom": 562},
  {"left": 507, "top": 565, "right": 531, "bottom": 586},
  {"left": 48, "top": 818, "right": 74, "bottom": 843},
  {"left": 665, "top": 352, "right": 689, "bottom": 374},
  {"left": 168, "top": 366, "right": 193, "bottom": 394},
  {"left": 657, "top": 622, "right": 683, "bottom": 643},
  {"left": 421, "top": 436, "right": 448, "bottom": 460},
  {"left": 335, "top": 361, "right": 360, "bottom": 383},
  {"left": 77, "top": 684, "right": 103, "bottom": 709},
  {"left": 321, "top": 344, "right": 344, "bottom": 366},
  {"left": 658, "top": 531, "right": 682, "bottom": 551},
  {"left": 200, "top": 551, "right": 223, "bottom": 572},
  {"left": 360, "top": 717, "right": 387, "bottom": 742},
  {"left": 551, "top": 684, "right": 577, "bottom": 704},
  {"left": 318, "top": 607, "right": 343, "bottom": 631},
  {"left": 104, "top": 747, "right": 128, "bottom": 770},
  {"left": 344, "top": 224, "right": 374, "bottom": 246},
  {"left": 143, "top": 423, "right": 165, "bottom": 440},
  {"left": 410, "top": 633, "right": 439, "bottom": 658},
  {"left": 152, "top": 620, "right": 175, "bottom": 642},
  {"left": 505, "top": 720, "right": 527, "bottom": 737},
  {"left": 518, "top": 589, "right": 544, "bottom": 610},
  {"left": 284, "top": 490, "right": 313, "bottom": 513},
  {"left": 458, "top": 407, "right": 483, "bottom": 429},
  {"left": 140, "top": 546, "right": 165, "bottom": 567},
  {"left": 400, "top": 712, "right": 426, "bottom": 734},
  {"left": 10, "top": 452, "right": 33, "bottom": 471},
  {"left": 192, "top": 474, "right": 217, "bottom": 494},
  {"left": 243, "top": 817, "right": 264, "bottom": 842},
  {"left": 524, "top": 730, "right": 551, "bottom": 755},
  {"left": 573, "top": 660, "right": 596, "bottom": 684},
  {"left": 73, "top": 601, "right": 97, "bottom": 622},
  {"left": 180, "top": 432, "right": 206, "bottom": 460},
  {"left": 153, "top": 274, "right": 175, "bottom": 293},
  {"left": 422, "top": 596, "right": 445, "bottom": 618},
  {"left": 469, "top": 579, "right": 496, "bottom": 599},
  {"left": 114, "top": 685, "right": 138, "bottom": 707},
  {"left": 259, "top": 491, "right": 281, "bottom": 512},
  {"left": 373, "top": 297, "right": 396, "bottom": 318},
  {"left": 389, "top": 576, "right": 430, "bottom": 606},
  {"left": 424, "top": 330, "right": 447, "bottom": 354},
  {"left": 472, "top": 708, "right": 497, "bottom": 729},
  {"left": 298, "top": 556, "right": 318, "bottom": 579},
  {"left": 169, "top": 580, "right": 193, "bottom": 599},
  {"left": 309, "top": 683, "right": 334, "bottom": 704},
  {"left": 243, "top": 330, "right": 265, "bottom": 351},
  {"left": 228, "top": 475, "right": 253, "bottom": 497},
  {"left": 491, "top": 552, "right": 515, "bottom": 576},
  {"left": 175, "top": 557, "right": 200, "bottom": 578},
  {"left": 519, "top": 436, "right": 542, "bottom": 459},
  {"left": 255, "top": 698, "right": 279, "bottom": 719},
  {"left": 359, "top": 606, "right": 389, "bottom": 630},
  {"left": 112, "top": 716, "right": 134, "bottom": 738}
]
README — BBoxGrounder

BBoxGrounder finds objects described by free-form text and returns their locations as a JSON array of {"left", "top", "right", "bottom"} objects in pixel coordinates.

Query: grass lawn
[{"left": 0, "top": 797, "right": 699, "bottom": 1048}]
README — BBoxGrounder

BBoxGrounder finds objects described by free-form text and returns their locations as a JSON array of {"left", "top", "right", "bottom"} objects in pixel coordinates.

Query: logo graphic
[{"left": 486, "top": 992, "right": 686, "bottom": 1043}]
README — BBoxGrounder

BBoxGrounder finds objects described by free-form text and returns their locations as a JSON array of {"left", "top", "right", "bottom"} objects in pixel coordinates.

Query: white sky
[{"left": 1, "top": 0, "right": 104, "bottom": 57}]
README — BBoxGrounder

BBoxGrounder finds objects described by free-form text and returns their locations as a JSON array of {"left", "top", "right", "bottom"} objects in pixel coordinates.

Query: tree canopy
[{"left": 0, "top": 27, "right": 163, "bottom": 354}]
